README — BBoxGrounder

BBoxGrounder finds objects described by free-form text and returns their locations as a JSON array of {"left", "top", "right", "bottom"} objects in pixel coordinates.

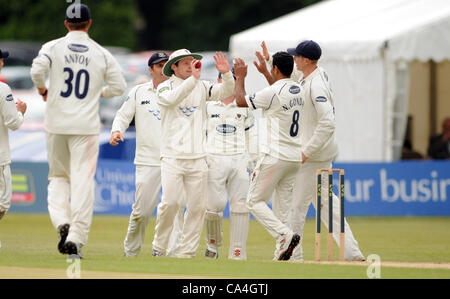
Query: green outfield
[{"left": 0, "top": 214, "right": 449, "bottom": 279}]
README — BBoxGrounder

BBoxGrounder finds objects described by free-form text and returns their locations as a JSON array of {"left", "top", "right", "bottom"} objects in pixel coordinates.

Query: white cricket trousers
[
  {"left": 0, "top": 164, "right": 12, "bottom": 215},
  {"left": 46, "top": 133, "right": 99, "bottom": 246},
  {"left": 123, "top": 165, "right": 161, "bottom": 256},
  {"left": 289, "top": 160, "right": 364, "bottom": 260},
  {"left": 206, "top": 154, "right": 250, "bottom": 259},
  {"left": 246, "top": 154, "right": 299, "bottom": 241},
  {"left": 206, "top": 154, "right": 249, "bottom": 213},
  {"left": 152, "top": 157, "right": 208, "bottom": 258}
]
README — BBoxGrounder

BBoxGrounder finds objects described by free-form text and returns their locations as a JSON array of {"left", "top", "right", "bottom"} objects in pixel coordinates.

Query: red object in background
[
  {"left": 12, "top": 193, "right": 35, "bottom": 203},
  {"left": 195, "top": 61, "right": 202, "bottom": 69},
  {"left": 0, "top": 76, "right": 7, "bottom": 83}
]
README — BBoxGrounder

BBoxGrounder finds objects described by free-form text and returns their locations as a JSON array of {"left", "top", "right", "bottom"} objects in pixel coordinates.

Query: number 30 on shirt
[{"left": 60, "top": 67, "right": 90, "bottom": 99}]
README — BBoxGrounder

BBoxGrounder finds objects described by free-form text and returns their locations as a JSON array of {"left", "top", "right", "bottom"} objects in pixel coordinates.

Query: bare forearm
[
  {"left": 262, "top": 70, "right": 275, "bottom": 85},
  {"left": 235, "top": 78, "right": 247, "bottom": 107}
]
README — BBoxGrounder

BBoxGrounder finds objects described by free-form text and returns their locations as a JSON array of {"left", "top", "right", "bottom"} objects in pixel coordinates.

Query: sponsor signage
[
  {"left": 11, "top": 171, "right": 35, "bottom": 204},
  {"left": 8, "top": 160, "right": 450, "bottom": 217}
]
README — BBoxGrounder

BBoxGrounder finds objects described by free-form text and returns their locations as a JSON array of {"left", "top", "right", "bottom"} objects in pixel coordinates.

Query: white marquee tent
[{"left": 229, "top": 0, "right": 450, "bottom": 161}]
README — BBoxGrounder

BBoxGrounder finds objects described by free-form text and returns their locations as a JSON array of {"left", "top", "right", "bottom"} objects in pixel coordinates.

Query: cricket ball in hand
[{"left": 194, "top": 61, "right": 202, "bottom": 69}]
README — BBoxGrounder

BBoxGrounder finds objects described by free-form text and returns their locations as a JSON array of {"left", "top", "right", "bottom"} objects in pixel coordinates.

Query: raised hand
[
  {"left": 191, "top": 59, "right": 201, "bottom": 79},
  {"left": 214, "top": 52, "right": 230, "bottom": 74},
  {"left": 233, "top": 58, "right": 248, "bottom": 108},
  {"left": 253, "top": 51, "right": 269, "bottom": 75},
  {"left": 254, "top": 50, "right": 274, "bottom": 85},
  {"left": 233, "top": 58, "right": 248, "bottom": 79},
  {"left": 261, "top": 41, "right": 270, "bottom": 61}
]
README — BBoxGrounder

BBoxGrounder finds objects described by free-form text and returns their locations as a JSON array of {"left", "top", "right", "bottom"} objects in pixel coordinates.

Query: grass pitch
[{"left": 0, "top": 214, "right": 449, "bottom": 279}]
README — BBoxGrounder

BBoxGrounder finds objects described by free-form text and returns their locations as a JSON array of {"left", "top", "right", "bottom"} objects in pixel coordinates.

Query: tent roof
[{"left": 230, "top": 0, "right": 450, "bottom": 62}]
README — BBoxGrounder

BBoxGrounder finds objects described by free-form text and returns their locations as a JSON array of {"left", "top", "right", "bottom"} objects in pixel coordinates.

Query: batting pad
[
  {"left": 228, "top": 212, "right": 249, "bottom": 260},
  {"left": 205, "top": 211, "right": 223, "bottom": 251}
]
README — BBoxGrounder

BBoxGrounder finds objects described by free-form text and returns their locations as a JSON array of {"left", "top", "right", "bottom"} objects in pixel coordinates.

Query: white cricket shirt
[
  {"left": 299, "top": 67, "right": 338, "bottom": 161},
  {"left": 30, "top": 31, "right": 127, "bottom": 135},
  {"left": 206, "top": 100, "right": 256, "bottom": 156},
  {"left": 0, "top": 82, "right": 24, "bottom": 166},
  {"left": 111, "top": 80, "right": 161, "bottom": 166},
  {"left": 157, "top": 72, "right": 234, "bottom": 159},
  {"left": 245, "top": 78, "right": 304, "bottom": 162}
]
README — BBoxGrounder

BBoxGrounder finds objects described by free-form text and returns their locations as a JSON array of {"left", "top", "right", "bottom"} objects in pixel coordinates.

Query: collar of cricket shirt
[
  {"left": 147, "top": 80, "right": 157, "bottom": 92},
  {"left": 302, "top": 66, "right": 321, "bottom": 83},
  {"left": 66, "top": 31, "right": 89, "bottom": 39},
  {"left": 171, "top": 74, "right": 186, "bottom": 85},
  {"left": 275, "top": 78, "right": 294, "bottom": 86}
]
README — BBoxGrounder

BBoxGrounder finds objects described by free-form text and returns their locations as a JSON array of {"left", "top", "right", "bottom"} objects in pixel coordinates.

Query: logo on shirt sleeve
[
  {"left": 158, "top": 87, "right": 169, "bottom": 95},
  {"left": 6, "top": 94, "right": 13, "bottom": 101},
  {"left": 315, "top": 96, "right": 328, "bottom": 103}
]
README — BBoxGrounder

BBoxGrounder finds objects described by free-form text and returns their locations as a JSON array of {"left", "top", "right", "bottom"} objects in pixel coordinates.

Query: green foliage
[
  {"left": 0, "top": 0, "right": 322, "bottom": 51},
  {"left": 0, "top": 0, "right": 137, "bottom": 48},
  {"left": 157, "top": 0, "right": 319, "bottom": 51}
]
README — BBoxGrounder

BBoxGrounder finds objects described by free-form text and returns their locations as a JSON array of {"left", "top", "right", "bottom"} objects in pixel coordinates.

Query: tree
[
  {"left": 0, "top": 0, "right": 138, "bottom": 49},
  {"left": 137, "top": 0, "right": 321, "bottom": 51},
  {"left": 0, "top": 0, "right": 323, "bottom": 52}
]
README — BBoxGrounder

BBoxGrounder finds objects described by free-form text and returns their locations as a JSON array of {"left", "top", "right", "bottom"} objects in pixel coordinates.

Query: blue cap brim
[
  {"left": 287, "top": 48, "right": 298, "bottom": 56},
  {"left": 148, "top": 57, "right": 169, "bottom": 66}
]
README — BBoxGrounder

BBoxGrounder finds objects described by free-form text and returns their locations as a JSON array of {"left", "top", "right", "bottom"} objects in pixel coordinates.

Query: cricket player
[
  {"left": 0, "top": 49, "right": 27, "bottom": 221},
  {"left": 234, "top": 52, "right": 303, "bottom": 261},
  {"left": 30, "top": 3, "right": 127, "bottom": 258},
  {"left": 204, "top": 70, "right": 258, "bottom": 260},
  {"left": 110, "top": 52, "right": 170, "bottom": 257},
  {"left": 152, "top": 50, "right": 234, "bottom": 258},
  {"left": 257, "top": 40, "right": 364, "bottom": 261}
]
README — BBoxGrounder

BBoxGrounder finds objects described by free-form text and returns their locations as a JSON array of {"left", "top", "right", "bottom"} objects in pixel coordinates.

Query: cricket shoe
[
  {"left": 0, "top": 208, "right": 6, "bottom": 220},
  {"left": 348, "top": 254, "right": 366, "bottom": 262},
  {"left": 205, "top": 248, "right": 218, "bottom": 259},
  {"left": 57, "top": 223, "right": 70, "bottom": 254},
  {"left": 63, "top": 241, "right": 83, "bottom": 259},
  {"left": 229, "top": 248, "right": 246, "bottom": 261},
  {"left": 152, "top": 248, "right": 165, "bottom": 257},
  {"left": 276, "top": 233, "right": 301, "bottom": 261},
  {"left": 124, "top": 251, "right": 138, "bottom": 257}
]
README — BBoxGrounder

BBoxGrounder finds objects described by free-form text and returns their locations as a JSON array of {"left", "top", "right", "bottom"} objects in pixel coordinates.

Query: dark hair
[
  {"left": 67, "top": 20, "right": 90, "bottom": 30},
  {"left": 272, "top": 52, "right": 293, "bottom": 77}
]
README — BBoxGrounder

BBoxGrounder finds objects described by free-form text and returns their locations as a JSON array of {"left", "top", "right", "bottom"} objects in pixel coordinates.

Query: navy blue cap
[
  {"left": 0, "top": 49, "right": 9, "bottom": 59},
  {"left": 287, "top": 40, "right": 322, "bottom": 60},
  {"left": 66, "top": 3, "right": 91, "bottom": 23},
  {"left": 148, "top": 52, "right": 169, "bottom": 66}
]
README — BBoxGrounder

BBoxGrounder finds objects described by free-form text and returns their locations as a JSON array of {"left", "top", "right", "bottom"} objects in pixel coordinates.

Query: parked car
[
  {"left": 0, "top": 66, "right": 45, "bottom": 130},
  {"left": 0, "top": 41, "right": 41, "bottom": 66}
]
